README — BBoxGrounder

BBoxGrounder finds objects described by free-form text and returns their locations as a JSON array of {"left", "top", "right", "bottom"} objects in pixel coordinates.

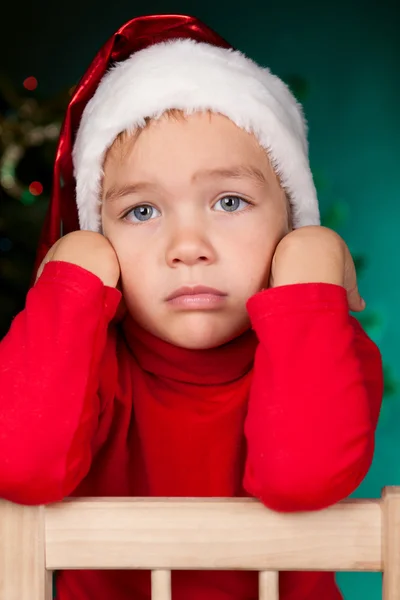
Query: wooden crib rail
[{"left": 1, "top": 487, "right": 400, "bottom": 600}]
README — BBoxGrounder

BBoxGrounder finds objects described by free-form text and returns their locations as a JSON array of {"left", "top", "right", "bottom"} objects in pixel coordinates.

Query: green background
[{"left": 1, "top": 0, "right": 399, "bottom": 598}]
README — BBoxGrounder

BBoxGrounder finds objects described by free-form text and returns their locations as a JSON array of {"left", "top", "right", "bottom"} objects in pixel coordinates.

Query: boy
[{"left": 0, "top": 13, "right": 383, "bottom": 600}]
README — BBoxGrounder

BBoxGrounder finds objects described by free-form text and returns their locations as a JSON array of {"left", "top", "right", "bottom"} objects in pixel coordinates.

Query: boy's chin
[{"left": 157, "top": 315, "right": 245, "bottom": 350}]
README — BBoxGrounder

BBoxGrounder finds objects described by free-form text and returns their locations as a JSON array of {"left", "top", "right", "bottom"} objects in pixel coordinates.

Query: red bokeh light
[
  {"left": 29, "top": 181, "right": 43, "bottom": 196},
  {"left": 23, "top": 76, "right": 38, "bottom": 91}
]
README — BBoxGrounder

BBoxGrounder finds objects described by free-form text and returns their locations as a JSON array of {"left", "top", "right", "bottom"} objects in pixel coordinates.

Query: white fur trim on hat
[{"left": 73, "top": 39, "right": 319, "bottom": 231}]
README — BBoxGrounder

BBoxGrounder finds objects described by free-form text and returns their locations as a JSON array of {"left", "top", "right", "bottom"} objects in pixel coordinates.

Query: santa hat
[{"left": 35, "top": 14, "right": 319, "bottom": 272}]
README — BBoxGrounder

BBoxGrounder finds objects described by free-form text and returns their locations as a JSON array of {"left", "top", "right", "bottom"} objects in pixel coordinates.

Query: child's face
[{"left": 101, "top": 112, "right": 289, "bottom": 349}]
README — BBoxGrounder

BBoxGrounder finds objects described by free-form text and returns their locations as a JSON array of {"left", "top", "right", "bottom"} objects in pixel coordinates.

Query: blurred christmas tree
[{"left": 0, "top": 74, "right": 70, "bottom": 336}]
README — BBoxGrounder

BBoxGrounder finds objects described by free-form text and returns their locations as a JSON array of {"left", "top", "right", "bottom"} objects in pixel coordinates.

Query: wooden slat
[
  {"left": 151, "top": 570, "right": 171, "bottom": 600},
  {"left": 383, "top": 487, "right": 400, "bottom": 600},
  {"left": 259, "top": 571, "right": 279, "bottom": 600},
  {"left": 0, "top": 501, "right": 52, "bottom": 600},
  {"left": 45, "top": 497, "right": 381, "bottom": 571}
]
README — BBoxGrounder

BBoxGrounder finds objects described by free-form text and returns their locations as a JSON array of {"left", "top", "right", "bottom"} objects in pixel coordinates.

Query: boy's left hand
[{"left": 270, "top": 226, "right": 365, "bottom": 312}]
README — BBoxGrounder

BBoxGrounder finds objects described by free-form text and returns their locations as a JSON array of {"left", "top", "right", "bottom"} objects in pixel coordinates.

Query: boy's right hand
[{"left": 35, "top": 231, "right": 120, "bottom": 288}]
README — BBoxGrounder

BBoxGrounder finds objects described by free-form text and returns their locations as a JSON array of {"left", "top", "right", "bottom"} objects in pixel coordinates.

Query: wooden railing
[{"left": 1, "top": 487, "right": 400, "bottom": 599}]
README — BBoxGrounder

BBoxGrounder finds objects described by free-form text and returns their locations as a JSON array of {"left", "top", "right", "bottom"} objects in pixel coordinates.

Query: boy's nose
[{"left": 166, "top": 230, "right": 216, "bottom": 268}]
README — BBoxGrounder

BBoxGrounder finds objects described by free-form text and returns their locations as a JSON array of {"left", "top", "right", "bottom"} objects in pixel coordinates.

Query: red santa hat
[{"left": 35, "top": 14, "right": 319, "bottom": 272}]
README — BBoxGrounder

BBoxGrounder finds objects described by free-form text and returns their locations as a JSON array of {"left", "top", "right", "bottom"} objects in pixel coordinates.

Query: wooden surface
[
  {"left": 151, "top": 570, "right": 172, "bottom": 600},
  {"left": 383, "top": 487, "right": 400, "bottom": 600},
  {"left": 44, "top": 497, "right": 382, "bottom": 571},
  {"left": 259, "top": 571, "right": 279, "bottom": 600},
  {"left": 0, "top": 501, "right": 52, "bottom": 600}
]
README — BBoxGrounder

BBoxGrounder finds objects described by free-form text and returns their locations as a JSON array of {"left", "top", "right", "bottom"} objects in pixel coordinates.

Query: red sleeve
[
  {"left": 243, "top": 283, "right": 383, "bottom": 512},
  {"left": 0, "top": 261, "right": 121, "bottom": 505}
]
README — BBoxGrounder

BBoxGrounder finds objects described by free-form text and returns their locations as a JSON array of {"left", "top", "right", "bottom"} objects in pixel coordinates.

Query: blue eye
[
  {"left": 214, "top": 196, "right": 249, "bottom": 212},
  {"left": 125, "top": 205, "right": 160, "bottom": 222}
]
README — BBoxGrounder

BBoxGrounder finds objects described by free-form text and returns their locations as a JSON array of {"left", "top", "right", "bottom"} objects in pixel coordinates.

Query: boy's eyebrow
[
  {"left": 104, "top": 165, "right": 268, "bottom": 203},
  {"left": 104, "top": 182, "right": 157, "bottom": 203},
  {"left": 192, "top": 165, "right": 268, "bottom": 187}
]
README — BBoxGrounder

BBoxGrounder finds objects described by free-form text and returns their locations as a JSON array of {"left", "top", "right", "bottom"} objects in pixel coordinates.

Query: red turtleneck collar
[{"left": 121, "top": 316, "right": 257, "bottom": 385}]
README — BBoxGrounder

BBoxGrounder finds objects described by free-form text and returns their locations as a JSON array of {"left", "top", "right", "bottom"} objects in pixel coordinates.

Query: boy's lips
[{"left": 166, "top": 286, "right": 227, "bottom": 309}]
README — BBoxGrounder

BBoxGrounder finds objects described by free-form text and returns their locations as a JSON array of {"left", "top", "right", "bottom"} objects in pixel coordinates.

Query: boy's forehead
[{"left": 102, "top": 111, "right": 278, "bottom": 197}]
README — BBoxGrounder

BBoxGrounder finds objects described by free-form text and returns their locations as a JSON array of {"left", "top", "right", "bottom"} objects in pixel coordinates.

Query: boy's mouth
[{"left": 166, "top": 286, "right": 227, "bottom": 309}]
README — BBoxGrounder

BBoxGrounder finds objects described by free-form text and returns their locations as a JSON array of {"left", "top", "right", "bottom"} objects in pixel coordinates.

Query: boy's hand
[
  {"left": 270, "top": 226, "right": 365, "bottom": 312},
  {"left": 35, "top": 231, "right": 120, "bottom": 288}
]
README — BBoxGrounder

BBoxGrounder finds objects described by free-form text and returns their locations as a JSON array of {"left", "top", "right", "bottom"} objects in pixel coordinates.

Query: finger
[
  {"left": 343, "top": 246, "right": 365, "bottom": 312},
  {"left": 347, "top": 284, "right": 366, "bottom": 312}
]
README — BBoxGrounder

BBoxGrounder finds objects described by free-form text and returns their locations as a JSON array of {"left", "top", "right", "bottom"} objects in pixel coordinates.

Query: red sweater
[{"left": 0, "top": 261, "right": 383, "bottom": 600}]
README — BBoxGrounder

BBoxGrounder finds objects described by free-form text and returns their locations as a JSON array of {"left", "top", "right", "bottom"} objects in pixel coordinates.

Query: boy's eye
[
  {"left": 125, "top": 205, "right": 160, "bottom": 222},
  {"left": 214, "top": 195, "right": 249, "bottom": 212}
]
